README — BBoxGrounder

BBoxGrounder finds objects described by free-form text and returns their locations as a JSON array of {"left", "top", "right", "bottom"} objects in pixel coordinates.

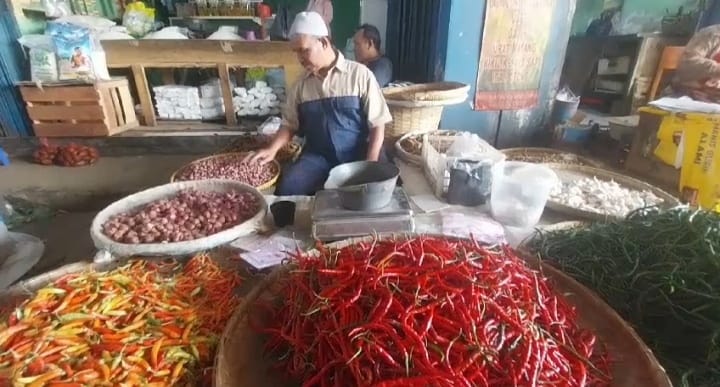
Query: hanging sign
[{"left": 474, "top": 0, "right": 556, "bottom": 111}]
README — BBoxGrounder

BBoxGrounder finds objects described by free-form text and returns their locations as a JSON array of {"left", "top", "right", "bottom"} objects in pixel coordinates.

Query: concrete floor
[{"left": 1, "top": 155, "right": 199, "bottom": 281}]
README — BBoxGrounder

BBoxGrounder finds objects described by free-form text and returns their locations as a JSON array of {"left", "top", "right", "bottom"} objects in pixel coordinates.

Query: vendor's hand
[{"left": 245, "top": 148, "right": 276, "bottom": 165}]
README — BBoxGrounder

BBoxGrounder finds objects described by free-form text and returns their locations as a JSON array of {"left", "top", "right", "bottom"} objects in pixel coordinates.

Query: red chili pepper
[{"left": 262, "top": 237, "right": 611, "bottom": 386}]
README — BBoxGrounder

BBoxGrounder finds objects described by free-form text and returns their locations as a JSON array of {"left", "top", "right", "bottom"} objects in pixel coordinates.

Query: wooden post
[
  {"left": 131, "top": 65, "right": 156, "bottom": 127},
  {"left": 218, "top": 63, "right": 237, "bottom": 126}
]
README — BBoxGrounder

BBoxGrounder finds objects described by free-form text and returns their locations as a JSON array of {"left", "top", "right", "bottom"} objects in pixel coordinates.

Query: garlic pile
[
  {"left": 549, "top": 177, "right": 663, "bottom": 217},
  {"left": 233, "top": 81, "right": 284, "bottom": 117}
]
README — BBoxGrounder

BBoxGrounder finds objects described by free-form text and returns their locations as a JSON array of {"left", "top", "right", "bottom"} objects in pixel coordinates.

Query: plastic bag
[
  {"left": 556, "top": 86, "right": 579, "bottom": 103},
  {"left": 56, "top": 15, "right": 116, "bottom": 32},
  {"left": 447, "top": 159, "right": 494, "bottom": 206},
  {"left": 18, "top": 35, "right": 58, "bottom": 82},
  {"left": 123, "top": 2, "right": 156, "bottom": 38},
  {"left": 42, "top": 0, "right": 71, "bottom": 18},
  {"left": 46, "top": 21, "right": 110, "bottom": 81},
  {"left": 446, "top": 133, "right": 502, "bottom": 161}
]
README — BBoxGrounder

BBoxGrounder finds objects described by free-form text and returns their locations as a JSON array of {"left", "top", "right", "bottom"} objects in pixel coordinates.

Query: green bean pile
[{"left": 530, "top": 207, "right": 720, "bottom": 387}]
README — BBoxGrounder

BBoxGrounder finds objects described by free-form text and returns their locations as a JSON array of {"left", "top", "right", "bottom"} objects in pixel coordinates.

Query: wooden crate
[{"left": 19, "top": 79, "right": 138, "bottom": 137}]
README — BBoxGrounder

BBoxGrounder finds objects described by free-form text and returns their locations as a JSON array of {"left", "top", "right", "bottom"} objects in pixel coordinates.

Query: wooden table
[{"left": 103, "top": 40, "right": 303, "bottom": 127}]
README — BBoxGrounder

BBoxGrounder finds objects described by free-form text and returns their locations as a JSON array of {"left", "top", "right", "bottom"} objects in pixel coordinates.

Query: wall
[
  {"left": 266, "top": 0, "right": 360, "bottom": 48},
  {"left": 440, "top": 0, "right": 577, "bottom": 147},
  {"left": 360, "top": 0, "right": 387, "bottom": 51},
  {"left": 571, "top": 0, "right": 700, "bottom": 36}
]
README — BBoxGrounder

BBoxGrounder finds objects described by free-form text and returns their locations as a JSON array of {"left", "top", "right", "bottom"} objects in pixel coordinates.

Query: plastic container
[{"left": 490, "top": 161, "right": 558, "bottom": 228}]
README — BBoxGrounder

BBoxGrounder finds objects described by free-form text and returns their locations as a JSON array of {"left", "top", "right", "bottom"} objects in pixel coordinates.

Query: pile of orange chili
[
  {"left": 0, "top": 253, "right": 241, "bottom": 386},
  {"left": 261, "top": 237, "right": 612, "bottom": 387}
]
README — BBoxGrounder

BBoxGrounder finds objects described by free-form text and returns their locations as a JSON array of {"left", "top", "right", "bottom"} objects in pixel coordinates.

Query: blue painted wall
[{"left": 440, "top": 0, "right": 577, "bottom": 147}]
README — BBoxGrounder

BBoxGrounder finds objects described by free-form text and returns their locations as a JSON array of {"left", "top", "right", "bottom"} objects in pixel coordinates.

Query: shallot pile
[
  {"left": 260, "top": 237, "right": 611, "bottom": 386},
  {"left": 102, "top": 189, "right": 260, "bottom": 244},
  {"left": 33, "top": 142, "right": 99, "bottom": 167},
  {"left": 176, "top": 154, "right": 278, "bottom": 187}
]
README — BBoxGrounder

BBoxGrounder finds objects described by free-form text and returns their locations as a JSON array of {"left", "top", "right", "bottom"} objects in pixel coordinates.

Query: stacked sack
[
  {"left": 199, "top": 79, "right": 226, "bottom": 120},
  {"left": 154, "top": 85, "right": 202, "bottom": 120},
  {"left": 233, "top": 81, "right": 284, "bottom": 117}
]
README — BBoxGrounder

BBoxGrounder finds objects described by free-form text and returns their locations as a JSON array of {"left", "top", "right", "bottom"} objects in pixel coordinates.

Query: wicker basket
[
  {"left": 214, "top": 234, "right": 671, "bottom": 387},
  {"left": 501, "top": 147, "right": 603, "bottom": 168},
  {"left": 546, "top": 165, "right": 680, "bottom": 221},
  {"left": 170, "top": 152, "right": 280, "bottom": 191},
  {"left": 395, "top": 129, "right": 461, "bottom": 166},
  {"left": 382, "top": 82, "right": 469, "bottom": 141},
  {"left": 222, "top": 135, "right": 302, "bottom": 165}
]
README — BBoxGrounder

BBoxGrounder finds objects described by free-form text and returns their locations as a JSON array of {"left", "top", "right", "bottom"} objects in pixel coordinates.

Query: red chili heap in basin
[
  {"left": 177, "top": 154, "right": 278, "bottom": 187},
  {"left": 261, "top": 237, "right": 611, "bottom": 387},
  {"left": 102, "top": 189, "right": 260, "bottom": 244}
]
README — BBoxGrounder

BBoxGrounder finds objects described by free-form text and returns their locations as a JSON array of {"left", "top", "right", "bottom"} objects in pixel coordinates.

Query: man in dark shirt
[{"left": 353, "top": 24, "right": 393, "bottom": 87}]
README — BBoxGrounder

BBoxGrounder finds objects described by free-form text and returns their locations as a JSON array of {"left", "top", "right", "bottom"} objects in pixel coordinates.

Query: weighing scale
[{"left": 311, "top": 187, "right": 415, "bottom": 241}]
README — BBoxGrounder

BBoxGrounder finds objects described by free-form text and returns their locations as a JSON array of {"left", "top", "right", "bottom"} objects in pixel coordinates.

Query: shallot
[
  {"left": 550, "top": 177, "right": 663, "bottom": 217},
  {"left": 102, "top": 189, "right": 260, "bottom": 244},
  {"left": 32, "top": 142, "right": 99, "bottom": 167},
  {"left": 177, "top": 154, "right": 277, "bottom": 187}
]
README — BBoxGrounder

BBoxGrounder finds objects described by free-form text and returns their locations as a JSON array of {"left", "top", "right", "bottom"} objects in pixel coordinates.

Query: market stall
[{"left": 1, "top": 122, "right": 698, "bottom": 385}]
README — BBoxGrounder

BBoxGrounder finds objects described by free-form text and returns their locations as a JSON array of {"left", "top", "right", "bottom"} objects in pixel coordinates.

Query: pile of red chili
[{"left": 261, "top": 237, "right": 611, "bottom": 387}]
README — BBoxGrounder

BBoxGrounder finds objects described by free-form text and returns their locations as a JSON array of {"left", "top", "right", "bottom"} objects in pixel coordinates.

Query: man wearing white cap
[{"left": 248, "top": 11, "right": 392, "bottom": 196}]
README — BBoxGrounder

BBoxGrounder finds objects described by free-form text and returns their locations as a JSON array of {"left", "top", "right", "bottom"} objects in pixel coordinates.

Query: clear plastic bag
[
  {"left": 42, "top": 0, "right": 71, "bottom": 18},
  {"left": 123, "top": 2, "right": 156, "bottom": 38},
  {"left": 446, "top": 133, "right": 503, "bottom": 162}
]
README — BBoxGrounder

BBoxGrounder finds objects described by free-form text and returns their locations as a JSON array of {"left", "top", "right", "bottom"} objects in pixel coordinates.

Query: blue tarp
[{"left": 0, "top": 2, "right": 32, "bottom": 137}]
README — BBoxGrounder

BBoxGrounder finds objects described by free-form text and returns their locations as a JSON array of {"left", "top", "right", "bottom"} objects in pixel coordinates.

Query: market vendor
[
  {"left": 670, "top": 24, "right": 720, "bottom": 102},
  {"left": 353, "top": 24, "right": 393, "bottom": 87},
  {"left": 247, "top": 11, "right": 392, "bottom": 196}
]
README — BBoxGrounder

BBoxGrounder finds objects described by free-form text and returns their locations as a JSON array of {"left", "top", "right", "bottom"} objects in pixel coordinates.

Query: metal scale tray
[{"left": 311, "top": 187, "right": 415, "bottom": 241}]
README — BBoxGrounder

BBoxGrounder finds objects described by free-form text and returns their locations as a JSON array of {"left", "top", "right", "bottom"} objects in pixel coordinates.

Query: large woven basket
[
  {"left": 90, "top": 180, "right": 267, "bottom": 257},
  {"left": 502, "top": 147, "right": 603, "bottom": 168},
  {"left": 170, "top": 152, "right": 280, "bottom": 191},
  {"left": 546, "top": 164, "right": 680, "bottom": 221},
  {"left": 394, "top": 129, "right": 460, "bottom": 166},
  {"left": 222, "top": 134, "right": 303, "bottom": 164},
  {"left": 383, "top": 82, "right": 469, "bottom": 141},
  {"left": 215, "top": 234, "right": 671, "bottom": 387}
]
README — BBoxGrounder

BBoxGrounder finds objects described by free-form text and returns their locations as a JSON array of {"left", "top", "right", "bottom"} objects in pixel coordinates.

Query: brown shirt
[{"left": 675, "top": 25, "right": 720, "bottom": 85}]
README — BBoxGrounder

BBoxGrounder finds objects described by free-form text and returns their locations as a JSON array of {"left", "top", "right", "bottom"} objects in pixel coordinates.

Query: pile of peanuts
[
  {"left": 102, "top": 189, "right": 260, "bottom": 244},
  {"left": 177, "top": 154, "right": 278, "bottom": 187},
  {"left": 33, "top": 143, "right": 99, "bottom": 167}
]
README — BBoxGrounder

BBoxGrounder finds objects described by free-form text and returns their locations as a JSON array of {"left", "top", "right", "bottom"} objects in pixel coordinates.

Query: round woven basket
[
  {"left": 214, "top": 234, "right": 671, "bottom": 387},
  {"left": 501, "top": 147, "right": 603, "bottom": 168},
  {"left": 222, "top": 134, "right": 302, "bottom": 164},
  {"left": 394, "top": 129, "right": 460, "bottom": 166},
  {"left": 170, "top": 152, "right": 280, "bottom": 191},
  {"left": 546, "top": 164, "right": 680, "bottom": 222},
  {"left": 382, "top": 82, "right": 469, "bottom": 141},
  {"left": 383, "top": 82, "right": 470, "bottom": 102}
]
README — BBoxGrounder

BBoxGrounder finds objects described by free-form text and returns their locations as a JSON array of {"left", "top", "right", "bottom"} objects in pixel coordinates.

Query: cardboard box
[{"left": 625, "top": 110, "right": 680, "bottom": 190}]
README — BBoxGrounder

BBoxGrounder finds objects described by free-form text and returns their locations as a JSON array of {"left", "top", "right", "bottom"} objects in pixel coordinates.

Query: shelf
[{"left": 170, "top": 15, "right": 273, "bottom": 25}]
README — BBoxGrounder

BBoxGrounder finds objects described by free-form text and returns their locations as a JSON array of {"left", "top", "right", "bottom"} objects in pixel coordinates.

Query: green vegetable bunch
[{"left": 531, "top": 207, "right": 720, "bottom": 386}]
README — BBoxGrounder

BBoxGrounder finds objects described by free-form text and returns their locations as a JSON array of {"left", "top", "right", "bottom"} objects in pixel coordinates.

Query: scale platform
[{"left": 312, "top": 187, "right": 415, "bottom": 241}]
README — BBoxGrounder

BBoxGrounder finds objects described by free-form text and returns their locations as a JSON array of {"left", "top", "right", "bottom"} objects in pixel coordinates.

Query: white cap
[{"left": 289, "top": 11, "right": 329, "bottom": 38}]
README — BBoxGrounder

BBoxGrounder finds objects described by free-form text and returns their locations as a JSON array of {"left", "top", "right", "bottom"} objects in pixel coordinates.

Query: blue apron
[{"left": 275, "top": 95, "right": 368, "bottom": 196}]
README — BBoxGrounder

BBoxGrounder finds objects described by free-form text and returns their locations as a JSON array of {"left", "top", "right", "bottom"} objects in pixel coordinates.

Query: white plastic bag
[
  {"left": 18, "top": 35, "right": 58, "bottom": 82},
  {"left": 446, "top": 133, "right": 503, "bottom": 161},
  {"left": 42, "top": 0, "right": 71, "bottom": 18},
  {"left": 0, "top": 198, "right": 44, "bottom": 288}
]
